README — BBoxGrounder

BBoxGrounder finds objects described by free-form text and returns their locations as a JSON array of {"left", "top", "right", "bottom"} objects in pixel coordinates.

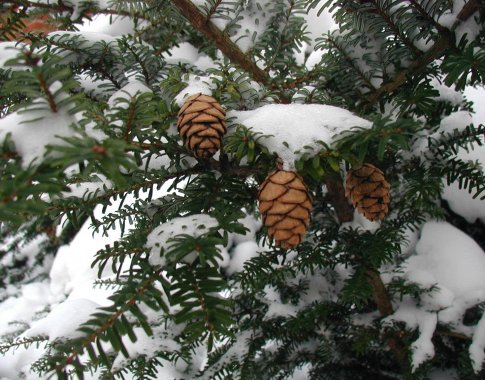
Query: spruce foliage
[{"left": 1, "top": 0, "right": 485, "bottom": 379}]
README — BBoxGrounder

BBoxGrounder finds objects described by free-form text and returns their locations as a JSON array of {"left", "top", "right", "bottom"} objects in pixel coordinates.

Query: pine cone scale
[
  {"left": 259, "top": 170, "right": 312, "bottom": 248},
  {"left": 345, "top": 163, "right": 390, "bottom": 221},
  {"left": 177, "top": 93, "right": 227, "bottom": 158}
]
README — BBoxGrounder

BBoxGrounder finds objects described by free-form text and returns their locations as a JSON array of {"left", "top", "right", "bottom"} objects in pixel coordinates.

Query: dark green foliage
[{"left": 1, "top": 0, "right": 485, "bottom": 379}]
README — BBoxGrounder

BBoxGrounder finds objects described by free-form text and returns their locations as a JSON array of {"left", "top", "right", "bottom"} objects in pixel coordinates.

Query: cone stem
[{"left": 324, "top": 174, "right": 354, "bottom": 223}]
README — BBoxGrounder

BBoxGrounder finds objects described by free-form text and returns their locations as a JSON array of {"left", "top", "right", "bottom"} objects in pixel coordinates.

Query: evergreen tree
[{"left": 1, "top": 0, "right": 485, "bottom": 379}]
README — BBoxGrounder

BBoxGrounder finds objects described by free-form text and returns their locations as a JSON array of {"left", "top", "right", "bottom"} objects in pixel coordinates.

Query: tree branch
[
  {"left": 363, "top": 0, "right": 481, "bottom": 110},
  {"left": 324, "top": 174, "right": 354, "bottom": 223},
  {"left": 325, "top": 172, "right": 408, "bottom": 368},
  {"left": 7, "top": 0, "right": 148, "bottom": 20},
  {"left": 169, "top": 0, "right": 270, "bottom": 87}
]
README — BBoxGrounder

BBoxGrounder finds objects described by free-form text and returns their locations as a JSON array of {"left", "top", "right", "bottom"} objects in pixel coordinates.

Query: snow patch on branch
[
  {"left": 392, "top": 221, "right": 485, "bottom": 371},
  {"left": 0, "top": 106, "right": 78, "bottom": 168},
  {"left": 146, "top": 214, "right": 219, "bottom": 267},
  {"left": 229, "top": 104, "right": 372, "bottom": 169}
]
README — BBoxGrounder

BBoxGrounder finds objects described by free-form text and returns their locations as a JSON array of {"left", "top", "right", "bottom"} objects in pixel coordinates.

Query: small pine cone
[
  {"left": 177, "top": 93, "right": 227, "bottom": 158},
  {"left": 258, "top": 170, "right": 312, "bottom": 249},
  {"left": 345, "top": 163, "right": 390, "bottom": 221}
]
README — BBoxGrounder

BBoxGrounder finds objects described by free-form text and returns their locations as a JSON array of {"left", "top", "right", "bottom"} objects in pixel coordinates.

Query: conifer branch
[
  {"left": 23, "top": 51, "right": 58, "bottom": 112},
  {"left": 364, "top": 0, "right": 481, "bottom": 109},
  {"left": 326, "top": 36, "right": 377, "bottom": 93},
  {"left": 407, "top": 0, "right": 449, "bottom": 34},
  {"left": 55, "top": 270, "right": 162, "bottom": 373},
  {"left": 7, "top": 0, "right": 148, "bottom": 20},
  {"left": 205, "top": 0, "right": 223, "bottom": 20},
  {"left": 368, "top": 0, "right": 422, "bottom": 57},
  {"left": 169, "top": 0, "right": 270, "bottom": 87},
  {"left": 324, "top": 174, "right": 354, "bottom": 223},
  {"left": 36, "top": 71, "right": 57, "bottom": 112},
  {"left": 325, "top": 173, "right": 407, "bottom": 368},
  {"left": 367, "top": 269, "right": 408, "bottom": 367},
  {"left": 366, "top": 269, "right": 393, "bottom": 316},
  {"left": 0, "top": 336, "right": 48, "bottom": 354},
  {"left": 364, "top": 35, "right": 449, "bottom": 109},
  {"left": 124, "top": 102, "right": 136, "bottom": 142}
]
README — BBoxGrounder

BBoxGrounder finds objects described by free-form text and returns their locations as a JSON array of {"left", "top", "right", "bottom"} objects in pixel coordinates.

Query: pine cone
[
  {"left": 258, "top": 170, "right": 312, "bottom": 249},
  {"left": 177, "top": 93, "right": 227, "bottom": 158},
  {"left": 345, "top": 163, "right": 390, "bottom": 221}
]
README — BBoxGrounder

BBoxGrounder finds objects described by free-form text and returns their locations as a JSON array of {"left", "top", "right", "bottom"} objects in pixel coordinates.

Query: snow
[
  {"left": 229, "top": 104, "right": 372, "bottom": 169},
  {"left": 263, "top": 285, "right": 299, "bottom": 319},
  {"left": 174, "top": 75, "right": 218, "bottom": 106},
  {"left": 2, "top": 1, "right": 485, "bottom": 378},
  {"left": 107, "top": 80, "right": 152, "bottom": 108},
  {"left": 286, "top": 363, "right": 312, "bottom": 380},
  {"left": 304, "top": 5, "right": 335, "bottom": 47},
  {"left": 441, "top": 86, "right": 485, "bottom": 223},
  {"left": 217, "top": 1, "right": 273, "bottom": 53},
  {"left": 438, "top": 111, "right": 473, "bottom": 134},
  {"left": 0, "top": 41, "right": 26, "bottom": 68},
  {"left": 442, "top": 144, "right": 485, "bottom": 223},
  {"left": 62, "top": 174, "right": 112, "bottom": 199},
  {"left": 24, "top": 299, "right": 100, "bottom": 340},
  {"left": 162, "top": 42, "right": 215, "bottom": 71},
  {"left": 392, "top": 221, "right": 485, "bottom": 370},
  {"left": 146, "top": 214, "right": 220, "bottom": 267},
  {"left": 437, "top": 0, "right": 481, "bottom": 45},
  {"left": 470, "top": 312, "right": 485, "bottom": 373},
  {"left": 408, "top": 222, "right": 485, "bottom": 298},
  {"left": 0, "top": 105, "right": 78, "bottom": 168},
  {"left": 226, "top": 241, "right": 259, "bottom": 275},
  {"left": 430, "top": 78, "right": 464, "bottom": 105}
]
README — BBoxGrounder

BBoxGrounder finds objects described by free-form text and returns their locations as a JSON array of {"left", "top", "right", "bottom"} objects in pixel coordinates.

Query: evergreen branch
[
  {"left": 23, "top": 51, "right": 57, "bottom": 112},
  {"left": 324, "top": 174, "right": 354, "bottom": 223},
  {"left": 364, "top": 34, "right": 450, "bottom": 109},
  {"left": 54, "top": 269, "right": 162, "bottom": 373},
  {"left": 367, "top": 269, "right": 393, "bottom": 316},
  {"left": 205, "top": 0, "right": 223, "bottom": 20},
  {"left": 368, "top": 0, "right": 422, "bottom": 56},
  {"left": 367, "top": 269, "right": 407, "bottom": 368},
  {"left": 187, "top": 265, "right": 215, "bottom": 334},
  {"left": 35, "top": 71, "right": 57, "bottom": 112},
  {"left": 262, "top": 0, "right": 297, "bottom": 73},
  {"left": 6, "top": 0, "right": 149, "bottom": 20},
  {"left": 169, "top": 0, "right": 271, "bottom": 86},
  {"left": 326, "top": 35, "right": 377, "bottom": 93},
  {"left": 124, "top": 102, "right": 136, "bottom": 142},
  {"left": 363, "top": 0, "right": 480, "bottom": 109},
  {"left": 408, "top": 0, "right": 449, "bottom": 34},
  {"left": 0, "top": 336, "right": 48, "bottom": 354},
  {"left": 324, "top": 171, "right": 408, "bottom": 368}
]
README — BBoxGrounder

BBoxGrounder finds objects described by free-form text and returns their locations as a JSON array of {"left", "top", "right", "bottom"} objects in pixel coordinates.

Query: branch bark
[
  {"left": 169, "top": 0, "right": 271, "bottom": 87},
  {"left": 324, "top": 174, "right": 354, "bottom": 223},
  {"left": 325, "top": 172, "right": 408, "bottom": 368}
]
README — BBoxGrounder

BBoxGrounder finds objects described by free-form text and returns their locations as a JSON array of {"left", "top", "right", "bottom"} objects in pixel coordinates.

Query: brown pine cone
[
  {"left": 258, "top": 170, "right": 312, "bottom": 249},
  {"left": 177, "top": 93, "right": 227, "bottom": 158},
  {"left": 345, "top": 163, "right": 390, "bottom": 221}
]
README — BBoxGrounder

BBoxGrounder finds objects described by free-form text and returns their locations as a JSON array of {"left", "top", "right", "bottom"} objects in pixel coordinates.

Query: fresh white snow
[
  {"left": 391, "top": 221, "right": 485, "bottom": 371},
  {"left": 229, "top": 104, "right": 372, "bottom": 169}
]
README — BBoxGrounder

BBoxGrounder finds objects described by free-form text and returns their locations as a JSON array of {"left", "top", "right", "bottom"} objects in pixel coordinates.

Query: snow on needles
[
  {"left": 229, "top": 104, "right": 372, "bottom": 169},
  {"left": 0, "top": 105, "right": 78, "bottom": 168},
  {"left": 146, "top": 214, "right": 219, "bottom": 267},
  {"left": 390, "top": 221, "right": 485, "bottom": 371}
]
